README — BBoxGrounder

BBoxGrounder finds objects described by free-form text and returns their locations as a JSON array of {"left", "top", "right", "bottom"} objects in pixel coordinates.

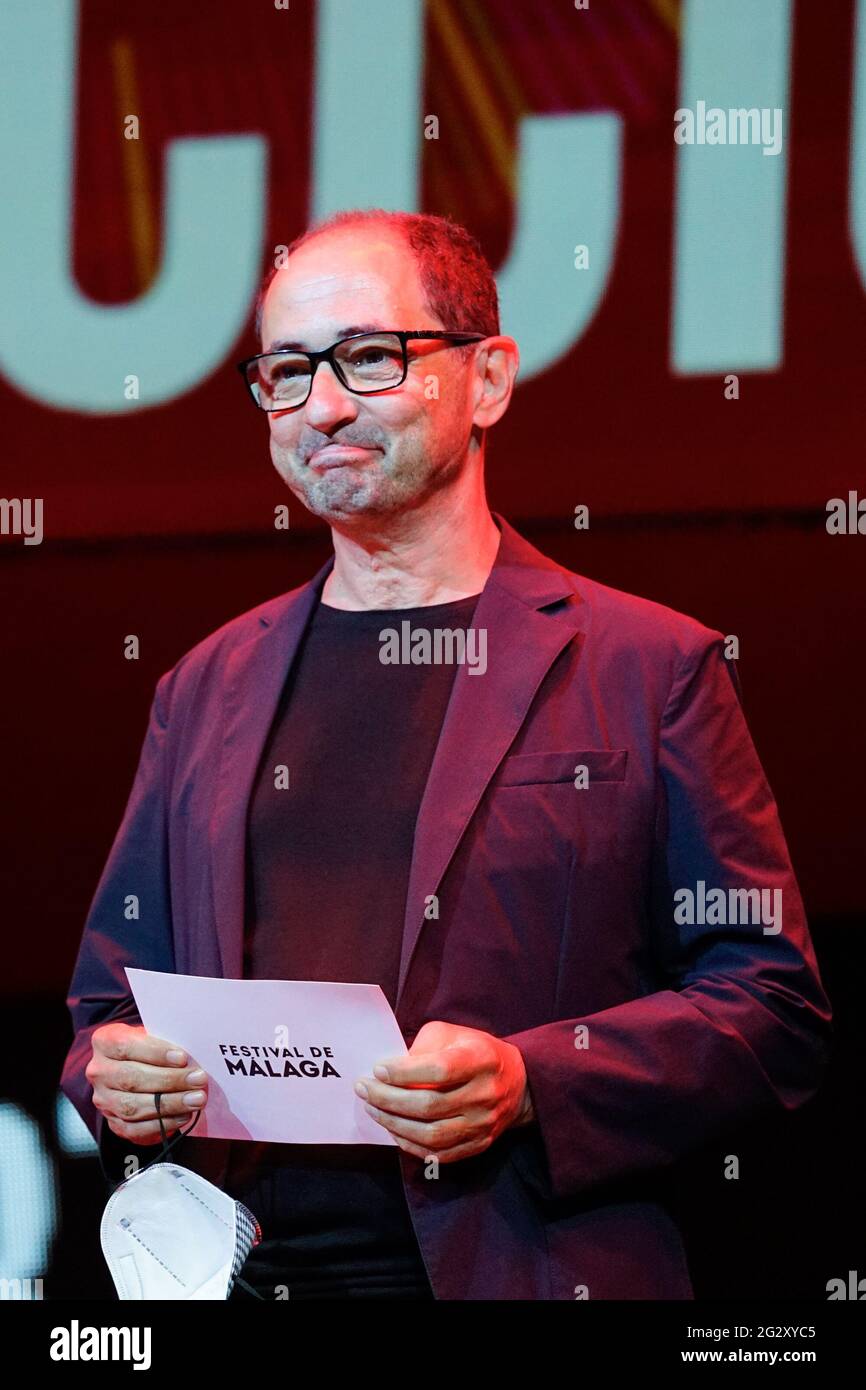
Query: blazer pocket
[{"left": 494, "top": 748, "right": 628, "bottom": 787}]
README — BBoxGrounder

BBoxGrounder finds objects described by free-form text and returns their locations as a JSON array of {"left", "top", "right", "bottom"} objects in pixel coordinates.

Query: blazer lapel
[
  {"left": 209, "top": 513, "right": 585, "bottom": 998},
  {"left": 209, "top": 550, "right": 335, "bottom": 979},
  {"left": 395, "top": 513, "right": 585, "bottom": 1001}
]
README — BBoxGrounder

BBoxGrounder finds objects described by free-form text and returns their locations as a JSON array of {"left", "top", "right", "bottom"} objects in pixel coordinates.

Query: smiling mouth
[{"left": 308, "top": 445, "right": 379, "bottom": 469}]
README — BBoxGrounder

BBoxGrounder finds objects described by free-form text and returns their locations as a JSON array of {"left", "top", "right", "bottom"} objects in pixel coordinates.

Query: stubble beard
[{"left": 275, "top": 441, "right": 464, "bottom": 523}]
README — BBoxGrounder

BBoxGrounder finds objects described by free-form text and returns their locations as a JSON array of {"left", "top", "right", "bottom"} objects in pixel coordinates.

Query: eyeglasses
[{"left": 236, "top": 330, "right": 487, "bottom": 411}]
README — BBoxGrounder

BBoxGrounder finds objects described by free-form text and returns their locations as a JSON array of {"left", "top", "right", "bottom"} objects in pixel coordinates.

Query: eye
[
  {"left": 354, "top": 347, "right": 388, "bottom": 365},
  {"left": 345, "top": 343, "right": 401, "bottom": 366},
  {"left": 339, "top": 337, "right": 405, "bottom": 384},
  {"left": 269, "top": 357, "right": 307, "bottom": 380}
]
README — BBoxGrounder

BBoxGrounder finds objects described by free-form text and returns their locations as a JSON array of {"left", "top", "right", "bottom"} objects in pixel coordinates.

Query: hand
[
  {"left": 354, "top": 1020, "right": 535, "bottom": 1163},
  {"left": 86, "top": 1023, "right": 209, "bottom": 1146}
]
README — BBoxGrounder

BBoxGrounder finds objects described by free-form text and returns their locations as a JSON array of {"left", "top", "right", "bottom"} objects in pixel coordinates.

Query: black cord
[
  {"left": 154, "top": 1091, "right": 202, "bottom": 1161},
  {"left": 97, "top": 1096, "right": 202, "bottom": 1190},
  {"left": 233, "top": 1275, "right": 267, "bottom": 1300}
]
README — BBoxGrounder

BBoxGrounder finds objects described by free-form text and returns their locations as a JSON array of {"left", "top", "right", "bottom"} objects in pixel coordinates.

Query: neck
[{"left": 320, "top": 490, "right": 500, "bottom": 612}]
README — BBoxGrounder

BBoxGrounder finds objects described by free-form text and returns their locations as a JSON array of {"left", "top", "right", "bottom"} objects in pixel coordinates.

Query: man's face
[{"left": 259, "top": 230, "right": 481, "bottom": 524}]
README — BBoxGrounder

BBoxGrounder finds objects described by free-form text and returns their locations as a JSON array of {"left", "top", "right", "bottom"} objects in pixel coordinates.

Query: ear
[{"left": 471, "top": 336, "right": 520, "bottom": 430}]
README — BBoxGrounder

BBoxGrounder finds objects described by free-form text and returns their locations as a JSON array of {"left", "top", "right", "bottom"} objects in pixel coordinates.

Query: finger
[
  {"left": 94, "top": 1088, "right": 202, "bottom": 1124},
  {"left": 390, "top": 1135, "right": 432, "bottom": 1160},
  {"left": 105, "top": 1114, "right": 193, "bottom": 1144},
  {"left": 358, "top": 1078, "right": 468, "bottom": 1120},
  {"left": 419, "top": 1139, "right": 492, "bottom": 1164},
  {"left": 372, "top": 1045, "right": 478, "bottom": 1088},
  {"left": 94, "top": 1028, "right": 193, "bottom": 1070},
  {"left": 362, "top": 1104, "right": 472, "bottom": 1151},
  {"left": 98, "top": 1059, "right": 208, "bottom": 1096},
  {"left": 390, "top": 1134, "right": 488, "bottom": 1164}
]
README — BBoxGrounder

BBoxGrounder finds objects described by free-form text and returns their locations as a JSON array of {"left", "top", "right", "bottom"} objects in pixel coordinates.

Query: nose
[{"left": 303, "top": 358, "right": 359, "bottom": 430}]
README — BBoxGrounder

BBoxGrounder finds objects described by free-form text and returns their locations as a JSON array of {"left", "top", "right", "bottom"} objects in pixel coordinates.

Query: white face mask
[{"left": 100, "top": 1163, "right": 262, "bottom": 1300}]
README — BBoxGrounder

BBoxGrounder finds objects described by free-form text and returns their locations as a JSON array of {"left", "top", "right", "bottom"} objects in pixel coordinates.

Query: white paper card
[{"left": 125, "top": 969, "right": 407, "bottom": 1145}]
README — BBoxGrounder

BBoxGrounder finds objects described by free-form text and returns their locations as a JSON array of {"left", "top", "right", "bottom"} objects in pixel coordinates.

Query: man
[{"left": 61, "top": 209, "right": 832, "bottom": 1301}]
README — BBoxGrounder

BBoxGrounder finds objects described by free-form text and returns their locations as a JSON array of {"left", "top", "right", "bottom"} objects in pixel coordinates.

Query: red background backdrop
[{"left": 2, "top": 0, "right": 863, "bottom": 993}]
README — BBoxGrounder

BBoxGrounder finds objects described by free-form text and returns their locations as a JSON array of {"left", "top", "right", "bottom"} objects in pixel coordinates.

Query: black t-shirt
[{"left": 226, "top": 589, "right": 482, "bottom": 1299}]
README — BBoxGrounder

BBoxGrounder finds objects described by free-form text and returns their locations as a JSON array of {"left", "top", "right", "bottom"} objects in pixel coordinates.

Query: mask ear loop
[
  {"left": 232, "top": 1274, "right": 268, "bottom": 1300},
  {"left": 96, "top": 1096, "right": 203, "bottom": 1191},
  {"left": 154, "top": 1092, "right": 202, "bottom": 1163}
]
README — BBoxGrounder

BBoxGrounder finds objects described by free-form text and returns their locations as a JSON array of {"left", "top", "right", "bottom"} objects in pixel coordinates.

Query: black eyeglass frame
[{"left": 236, "top": 330, "right": 488, "bottom": 410}]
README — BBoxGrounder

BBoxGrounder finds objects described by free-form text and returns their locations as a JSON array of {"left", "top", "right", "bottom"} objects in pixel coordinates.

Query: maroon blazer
[{"left": 60, "top": 513, "right": 832, "bottom": 1299}]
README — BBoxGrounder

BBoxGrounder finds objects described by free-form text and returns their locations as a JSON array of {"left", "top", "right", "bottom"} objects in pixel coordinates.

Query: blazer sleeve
[
  {"left": 59, "top": 669, "right": 178, "bottom": 1182},
  {"left": 502, "top": 632, "right": 834, "bottom": 1203}
]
